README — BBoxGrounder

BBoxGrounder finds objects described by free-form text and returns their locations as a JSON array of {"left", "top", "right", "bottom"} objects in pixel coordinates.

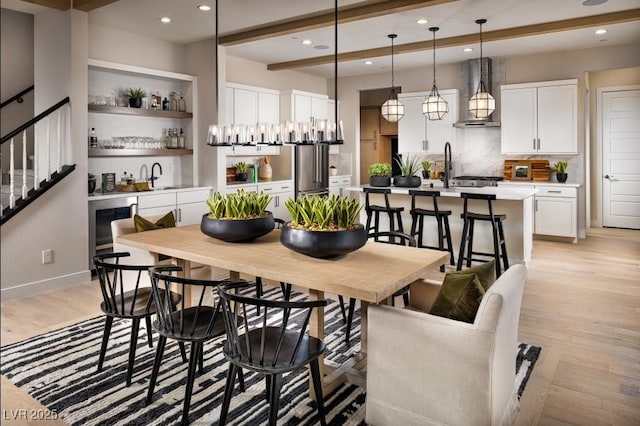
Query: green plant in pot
[
  {"left": 393, "top": 155, "right": 422, "bottom": 187},
  {"left": 125, "top": 87, "right": 146, "bottom": 108},
  {"left": 234, "top": 161, "right": 249, "bottom": 182},
  {"left": 280, "top": 194, "right": 366, "bottom": 258},
  {"left": 554, "top": 161, "right": 568, "bottom": 183},
  {"left": 421, "top": 160, "right": 432, "bottom": 179},
  {"left": 201, "top": 189, "right": 275, "bottom": 242},
  {"left": 369, "top": 163, "right": 392, "bottom": 187}
]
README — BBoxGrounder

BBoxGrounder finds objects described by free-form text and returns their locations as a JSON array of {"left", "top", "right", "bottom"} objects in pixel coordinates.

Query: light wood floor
[{"left": 1, "top": 227, "right": 639, "bottom": 425}]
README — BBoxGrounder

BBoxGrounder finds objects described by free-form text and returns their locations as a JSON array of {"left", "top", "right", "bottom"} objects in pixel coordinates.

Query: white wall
[
  {"left": 1, "top": 9, "right": 35, "bottom": 170},
  {"left": 1, "top": 10, "right": 90, "bottom": 299}
]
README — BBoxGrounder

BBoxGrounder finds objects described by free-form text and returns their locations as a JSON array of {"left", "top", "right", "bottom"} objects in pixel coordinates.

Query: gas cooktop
[{"left": 450, "top": 176, "right": 504, "bottom": 187}]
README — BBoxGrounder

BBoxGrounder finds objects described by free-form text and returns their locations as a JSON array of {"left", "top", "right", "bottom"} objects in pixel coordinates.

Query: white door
[{"left": 602, "top": 88, "right": 640, "bottom": 229}]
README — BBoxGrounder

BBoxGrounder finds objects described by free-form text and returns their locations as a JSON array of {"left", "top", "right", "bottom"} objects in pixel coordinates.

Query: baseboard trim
[{"left": 1, "top": 270, "right": 92, "bottom": 301}]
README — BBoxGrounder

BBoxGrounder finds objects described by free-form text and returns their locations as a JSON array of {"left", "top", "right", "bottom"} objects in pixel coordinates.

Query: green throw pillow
[
  {"left": 134, "top": 211, "right": 176, "bottom": 232},
  {"left": 454, "top": 260, "right": 496, "bottom": 291},
  {"left": 429, "top": 272, "right": 486, "bottom": 323}
]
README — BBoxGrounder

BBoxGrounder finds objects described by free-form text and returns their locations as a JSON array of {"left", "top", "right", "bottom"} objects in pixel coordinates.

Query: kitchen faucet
[
  {"left": 443, "top": 141, "right": 452, "bottom": 188},
  {"left": 150, "top": 162, "right": 162, "bottom": 188}
]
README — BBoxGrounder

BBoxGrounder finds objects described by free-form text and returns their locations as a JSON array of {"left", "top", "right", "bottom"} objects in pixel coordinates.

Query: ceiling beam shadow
[
  {"left": 20, "top": 0, "right": 70, "bottom": 10},
  {"left": 73, "top": 0, "right": 120, "bottom": 12},
  {"left": 219, "top": 0, "right": 457, "bottom": 46},
  {"left": 267, "top": 9, "right": 640, "bottom": 71}
]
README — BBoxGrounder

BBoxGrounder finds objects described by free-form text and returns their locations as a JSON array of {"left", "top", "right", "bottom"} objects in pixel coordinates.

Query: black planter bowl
[
  {"left": 128, "top": 97, "right": 142, "bottom": 108},
  {"left": 200, "top": 212, "right": 275, "bottom": 242},
  {"left": 556, "top": 173, "right": 568, "bottom": 183},
  {"left": 369, "top": 176, "right": 391, "bottom": 187},
  {"left": 280, "top": 223, "right": 367, "bottom": 258},
  {"left": 236, "top": 173, "right": 249, "bottom": 182},
  {"left": 393, "top": 176, "right": 422, "bottom": 187}
]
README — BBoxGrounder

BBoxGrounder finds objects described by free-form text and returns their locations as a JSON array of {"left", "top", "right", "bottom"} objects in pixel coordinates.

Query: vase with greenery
[
  {"left": 201, "top": 190, "right": 275, "bottom": 242},
  {"left": 125, "top": 87, "right": 146, "bottom": 108},
  {"left": 421, "top": 160, "right": 432, "bottom": 179},
  {"left": 369, "top": 162, "right": 392, "bottom": 187},
  {"left": 234, "top": 161, "right": 249, "bottom": 182},
  {"left": 280, "top": 194, "right": 366, "bottom": 258},
  {"left": 393, "top": 155, "right": 422, "bottom": 187},
  {"left": 554, "top": 161, "right": 568, "bottom": 183}
]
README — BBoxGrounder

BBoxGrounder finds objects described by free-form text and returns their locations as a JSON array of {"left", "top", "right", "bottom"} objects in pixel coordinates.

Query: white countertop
[
  {"left": 499, "top": 180, "right": 581, "bottom": 188},
  {"left": 88, "top": 185, "right": 212, "bottom": 201},
  {"left": 347, "top": 184, "right": 536, "bottom": 201}
]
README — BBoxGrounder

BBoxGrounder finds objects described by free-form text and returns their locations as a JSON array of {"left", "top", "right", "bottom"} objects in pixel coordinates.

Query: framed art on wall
[{"left": 512, "top": 162, "right": 532, "bottom": 181}]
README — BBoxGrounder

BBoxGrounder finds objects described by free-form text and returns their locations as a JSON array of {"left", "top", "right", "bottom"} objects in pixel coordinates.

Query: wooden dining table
[{"left": 117, "top": 224, "right": 448, "bottom": 396}]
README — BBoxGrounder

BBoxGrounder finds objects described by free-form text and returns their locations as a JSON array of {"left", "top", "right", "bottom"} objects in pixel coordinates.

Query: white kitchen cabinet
[
  {"left": 225, "top": 83, "right": 280, "bottom": 126},
  {"left": 329, "top": 176, "right": 351, "bottom": 197},
  {"left": 137, "top": 188, "right": 211, "bottom": 226},
  {"left": 259, "top": 181, "right": 294, "bottom": 221},
  {"left": 280, "top": 90, "right": 329, "bottom": 123},
  {"left": 534, "top": 186, "right": 577, "bottom": 240},
  {"left": 397, "top": 89, "right": 458, "bottom": 154},
  {"left": 501, "top": 79, "right": 578, "bottom": 154}
]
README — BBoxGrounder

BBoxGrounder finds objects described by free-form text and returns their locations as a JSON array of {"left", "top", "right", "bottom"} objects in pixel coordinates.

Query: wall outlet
[{"left": 42, "top": 249, "right": 54, "bottom": 264}]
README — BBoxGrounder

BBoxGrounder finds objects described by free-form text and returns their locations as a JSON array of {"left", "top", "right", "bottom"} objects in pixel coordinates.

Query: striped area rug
[{"left": 1, "top": 287, "right": 539, "bottom": 425}]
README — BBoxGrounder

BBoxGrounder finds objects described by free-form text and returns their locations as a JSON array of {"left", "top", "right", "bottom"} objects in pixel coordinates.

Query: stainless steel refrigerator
[{"left": 294, "top": 144, "right": 329, "bottom": 197}]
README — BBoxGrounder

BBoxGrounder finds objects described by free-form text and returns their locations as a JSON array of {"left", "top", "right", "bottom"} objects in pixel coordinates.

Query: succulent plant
[
  {"left": 394, "top": 155, "right": 422, "bottom": 177},
  {"left": 125, "top": 87, "right": 146, "bottom": 99},
  {"left": 284, "top": 194, "right": 362, "bottom": 231},
  {"left": 206, "top": 189, "right": 271, "bottom": 219},
  {"left": 421, "top": 160, "right": 432, "bottom": 171},
  {"left": 369, "top": 163, "right": 392, "bottom": 177},
  {"left": 554, "top": 161, "right": 568, "bottom": 173},
  {"left": 234, "top": 161, "right": 249, "bottom": 174}
]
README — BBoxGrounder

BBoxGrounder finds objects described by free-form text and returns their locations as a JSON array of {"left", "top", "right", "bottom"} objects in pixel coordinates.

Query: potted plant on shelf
[
  {"left": 125, "top": 87, "right": 146, "bottom": 108},
  {"left": 421, "top": 160, "right": 432, "bottom": 179},
  {"left": 234, "top": 161, "right": 249, "bottom": 182},
  {"left": 369, "top": 163, "right": 392, "bottom": 187},
  {"left": 393, "top": 155, "right": 422, "bottom": 187},
  {"left": 329, "top": 165, "right": 338, "bottom": 176},
  {"left": 280, "top": 194, "right": 366, "bottom": 258},
  {"left": 201, "top": 190, "right": 275, "bottom": 242},
  {"left": 554, "top": 161, "right": 568, "bottom": 183}
]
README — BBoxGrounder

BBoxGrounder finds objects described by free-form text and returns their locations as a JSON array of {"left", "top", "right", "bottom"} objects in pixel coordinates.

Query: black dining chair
[
  {"left": 93, "top": 252, "right": 182, "bottom": 387},
  {"left": 217, "top": 281, "right": 329, "bottom": 426},
  {"left": 339, "top": 231, "right": 417, "bottom": 345},
  {"left": 146, "top": 265, "right": 248, "bottom": 426}
]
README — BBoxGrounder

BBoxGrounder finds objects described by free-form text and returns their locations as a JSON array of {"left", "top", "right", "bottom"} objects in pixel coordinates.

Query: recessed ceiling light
[
  {"left": 160, "top": 17, "right": 171, "bottom": 23},
  {"left": 582, "top": 0, "right": 607, "bottom": 6},
  {"left": 595, "top": 29, "right": 607, "bottom": 35},
  {"left": 364, "top": 60, "right": 373, "bottom": 65},
  {"left": 463, "top": 47, "right": 473, "bottom": 52},
  {"left": 302, "top": 39, "right": 312, "bottom": 45},
  {"left": 417, "top": 18, "right": 429, "bottom": 25},
  {"left": 197, "top": 5, "right": 211, "bottom": 11}
]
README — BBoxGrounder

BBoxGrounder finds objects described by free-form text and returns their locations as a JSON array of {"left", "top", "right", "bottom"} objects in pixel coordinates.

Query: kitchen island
[{"left": 347, "top": 184, "right": 536, "bottom": 266}]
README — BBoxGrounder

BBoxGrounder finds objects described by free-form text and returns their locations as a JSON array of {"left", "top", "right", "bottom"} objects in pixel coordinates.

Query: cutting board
[{"left": 503, "top": 159, "right": 552, "bottom": 181}]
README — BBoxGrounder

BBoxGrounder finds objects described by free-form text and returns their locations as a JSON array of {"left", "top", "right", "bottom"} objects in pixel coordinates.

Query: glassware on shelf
[
  {"left": 169, "top": 91, "right": 178, "bottom": 111},
  {"left": 178, "top": 92, "right": 186, "bottom": 112}
]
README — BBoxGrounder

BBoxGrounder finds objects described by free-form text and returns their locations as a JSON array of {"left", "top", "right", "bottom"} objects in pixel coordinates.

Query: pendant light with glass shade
[
  {"left": 468, "top": 19, "right": 495, "bottom": 119},
  {"left": 381, "top": 34, "right": 404, "bottom": 123},
  {"left": 423, "top": 27, "right": 448, "bottom": 120}
]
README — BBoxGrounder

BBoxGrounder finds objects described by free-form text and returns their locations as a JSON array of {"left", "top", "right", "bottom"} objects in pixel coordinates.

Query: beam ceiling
[
  {"left": 219, "top": 0, "right": 457, "bottom": 46},
  {"left": 266, "top": 9, "right": 640, "bottom": 71},
  {"left": 20, "top": 0, "right": 119, "bottom": 11}
]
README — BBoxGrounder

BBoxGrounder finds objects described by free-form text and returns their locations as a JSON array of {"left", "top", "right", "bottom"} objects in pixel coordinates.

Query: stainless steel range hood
[{"left": 454, "top": 58, "right": 500, "bottom": 128}]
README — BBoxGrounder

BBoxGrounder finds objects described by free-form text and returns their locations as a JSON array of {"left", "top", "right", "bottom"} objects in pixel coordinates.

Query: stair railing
[
  {"left": 1, "top": 97, "right": 71, "bottom": 211},
  {"left": 0, "top": 85, "right": 35, "bottom": 109}
]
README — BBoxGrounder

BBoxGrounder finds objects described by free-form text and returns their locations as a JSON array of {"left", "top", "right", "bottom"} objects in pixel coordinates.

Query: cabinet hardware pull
[
  {"left": 535, "top": 199, "right": 538, "bottom": 211},
  {"left": 533, "top": 138, "right": 536, "bottom": 150},
  {"left": 547, "top": 190, "right": 561, "bottom": 193},
  {"left": 537, "top": 138, "right": 541, "bottom": 150}
]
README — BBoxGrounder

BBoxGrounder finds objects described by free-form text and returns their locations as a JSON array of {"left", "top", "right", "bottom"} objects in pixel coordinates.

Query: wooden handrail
[
  {"left": 1, "top": 97, "right": 69, "bottom": 144},
  {"left": 0, "top": 85, "right": 35, "bottom": 109}
]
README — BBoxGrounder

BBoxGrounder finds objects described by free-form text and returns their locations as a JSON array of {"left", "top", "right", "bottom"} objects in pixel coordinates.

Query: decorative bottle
[
  {"left": 178, "top": 128, "right": 185, "bottom": 149},
  {"left": 178, "top": 92, "right": 186, "bottom": 112},
  {"left": 89, "top": 128, "right": 98, "bottom": 149}
]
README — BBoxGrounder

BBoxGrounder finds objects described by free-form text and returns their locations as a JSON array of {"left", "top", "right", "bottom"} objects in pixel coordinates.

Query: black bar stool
[
  {"left": 457, "top": 193, "right": 509, "bottom": 277},
  {"left": 363, "top": 187, "right": 404, "bottom": 240},
  {"left": 408, "top": 189, "right": 455, "bottom": 272}
]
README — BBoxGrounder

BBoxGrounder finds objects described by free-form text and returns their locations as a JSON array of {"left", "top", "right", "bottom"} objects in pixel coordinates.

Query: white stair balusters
[
  {"left": 9, "top": 138, "right": 15, "bottom": 208},
  {"left": 22, "top": 130, "right": 28, "bottom": 199}
]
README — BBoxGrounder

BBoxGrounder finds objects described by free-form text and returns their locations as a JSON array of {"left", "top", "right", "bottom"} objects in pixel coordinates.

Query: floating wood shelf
[
  {"left": 89, "top": 148, "right": 193, "bottom": 157},
  {"left": 88, "top": 105, "right": 193, "bottom": 119}
]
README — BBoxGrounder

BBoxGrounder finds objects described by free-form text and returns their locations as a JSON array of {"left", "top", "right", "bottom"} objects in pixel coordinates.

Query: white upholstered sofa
[{"left": 365, "top": 264, "right": 527, "bottom": 426}]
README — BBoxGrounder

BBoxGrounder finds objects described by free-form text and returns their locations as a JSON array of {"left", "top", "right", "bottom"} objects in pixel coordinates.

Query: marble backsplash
[{"left": 415, "top": 127, "right": 582, "bottom": 183}]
